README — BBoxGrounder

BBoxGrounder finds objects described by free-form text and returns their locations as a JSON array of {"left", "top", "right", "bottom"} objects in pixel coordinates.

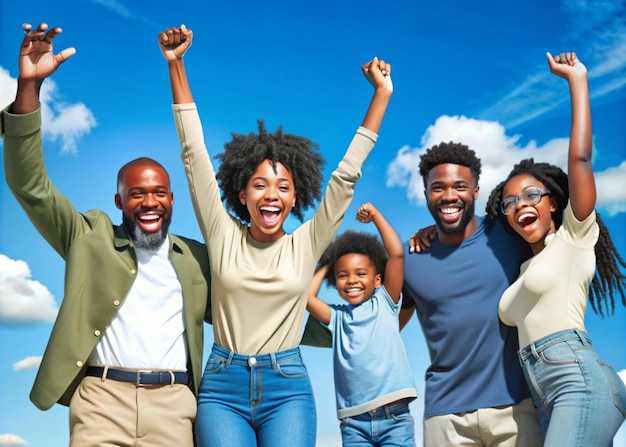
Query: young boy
[{"left": 307, "top": 203, "right": 418, "bottom": 446}]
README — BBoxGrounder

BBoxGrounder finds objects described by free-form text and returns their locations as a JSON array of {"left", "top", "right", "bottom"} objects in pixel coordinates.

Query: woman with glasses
[{"left": 485, "top": 52, "right": 626, "bottom": 447}]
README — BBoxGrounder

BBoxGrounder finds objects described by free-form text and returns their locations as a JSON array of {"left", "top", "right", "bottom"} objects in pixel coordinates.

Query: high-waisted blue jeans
[
  {"left": 195, "top": 344, "right": 316, "bottom": 447},
  {"left": 518, "top": 329, "right": 626, "bottom": 447}
]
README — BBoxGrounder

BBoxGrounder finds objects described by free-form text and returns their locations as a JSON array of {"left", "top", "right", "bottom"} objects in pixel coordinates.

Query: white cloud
[
  {"left": 0, "top": 67, "right": 96, "bottom": 155},
  {"left": 0, "top": 68, "right": 16, "bottom": 111},
  {"left": 393, "top": 4, "right": 626, "bottom": 217},
  {"left": 41, "top": 99, "right": 98, "bottom": 155},
  {"left": 13, "top": 356, "right": 42, "bottom": 371},
  {"left": 91, "top": 0, "right": 133, "bottom": 17},
  {"left": 386, "top": 115, "right": 625, "bottom": 216},
  {"left": 0, "top": 434, "right": 27, "bottom": 446},
  {"left": 619, "top": 369, "right": 626, "bottom": 385},
  {"left": 595, "top": 162, "right": 626, "bottom": 216},
  {"left": 90, "top": 0, "right": 160, "bottom": 28},
  {"left": 0, "top": 254, "right": 58, "bottom": 324},
  {"left": 563, "top": 1, "right": 626, "bottom": 62},
  {"left": 476, "top": 3, "right": 626, "bottom": 130},
  {"left": 587, "top": 40, "right": 626, "bottom": 80}
]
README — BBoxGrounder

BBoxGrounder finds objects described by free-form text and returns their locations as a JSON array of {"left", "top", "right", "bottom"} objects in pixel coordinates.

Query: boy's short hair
[{"left": 321, "top": 230, "right": 387, "bottom": 287}]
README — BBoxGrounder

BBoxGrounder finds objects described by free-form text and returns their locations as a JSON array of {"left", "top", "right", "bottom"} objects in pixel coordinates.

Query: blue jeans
[
  {"left": 195, "top": 344, "right": 316, "bottom": 447},
  {"left": 340, "top": 400, "right": 416, "bottom": 446},
  {"left": 519, "top": 329, "right": 626, "bottom": 447}
]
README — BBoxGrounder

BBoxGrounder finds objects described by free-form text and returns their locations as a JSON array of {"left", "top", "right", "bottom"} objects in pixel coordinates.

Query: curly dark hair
[
  {"left": 485, "top": 158, "right": 626, "bottom": 316},
  {"left": 215, "top": 120, "right": 326, "bottom": 222},
  {"left": 419, "top": 141, "right": 482, "bottom": 188},
  {"left": 486, "top": 159, "right": 569, "bottom": 228},
  {"left": 319, "top": 230, "right": 388, "bottom": 288}
]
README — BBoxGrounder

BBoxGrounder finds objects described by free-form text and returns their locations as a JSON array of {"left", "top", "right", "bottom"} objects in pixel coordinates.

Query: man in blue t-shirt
[{"left": 400, "top": 142, "right": 542, "bottom": 446}]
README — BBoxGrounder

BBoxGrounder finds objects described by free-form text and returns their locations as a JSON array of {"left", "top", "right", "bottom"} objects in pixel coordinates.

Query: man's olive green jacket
[{"left": 2, "top": 107, "right": 211, "bottom": 410}]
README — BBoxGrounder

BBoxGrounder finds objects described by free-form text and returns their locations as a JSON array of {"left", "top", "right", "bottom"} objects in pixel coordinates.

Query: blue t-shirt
[
  {"left": 403, "top": 216, "right": 531, "bottom": 417},
  {"left": 328, "top": 286, "right": 418, "bottom": 419}
]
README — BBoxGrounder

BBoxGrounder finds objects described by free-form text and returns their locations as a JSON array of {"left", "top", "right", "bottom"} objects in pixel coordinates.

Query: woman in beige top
[
  {"left": 158, "top": 25, "right": 393, "bottom": 446},
  {"left": 486, "top": 52, "right": 626, "bottom": 446}
]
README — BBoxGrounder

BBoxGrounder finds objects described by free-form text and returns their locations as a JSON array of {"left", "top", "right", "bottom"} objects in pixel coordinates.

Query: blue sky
[{"left": 1, "top": 1, "right": 625, "bottom": 446}]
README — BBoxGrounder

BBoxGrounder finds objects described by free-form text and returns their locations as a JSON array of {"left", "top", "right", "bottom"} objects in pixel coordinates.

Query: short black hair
[
  {"left": 419, "top": 141, "right": 482, "bottom": 188},
  {"left": 215, "top": 120, "right": 325, "bottom": 222},
  {"left": 320, "top": 230, "right": 388, "bottom": 288}
]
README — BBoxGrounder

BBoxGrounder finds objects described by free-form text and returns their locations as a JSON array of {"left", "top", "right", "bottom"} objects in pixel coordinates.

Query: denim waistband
[
  {"left": 351, "top": 400, "right": 411, "bottom": 420},
  {"left": 210, "top": 343, "right": 302, "bottom": 368},
  {"left": 518, "top": 328, "right": 591, "bottom": 362}
]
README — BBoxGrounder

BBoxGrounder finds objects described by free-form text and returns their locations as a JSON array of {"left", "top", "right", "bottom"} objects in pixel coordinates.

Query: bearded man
[{"left": 2, "top": 22, "right": 210, "bottom": 446}]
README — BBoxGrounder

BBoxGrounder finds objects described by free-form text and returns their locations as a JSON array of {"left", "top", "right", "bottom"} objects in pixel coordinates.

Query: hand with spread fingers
[{"left": 19, "top": 22, "right": 76, "bottom": 81}]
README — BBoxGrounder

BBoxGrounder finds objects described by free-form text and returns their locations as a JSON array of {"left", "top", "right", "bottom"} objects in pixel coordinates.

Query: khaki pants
[
  {"left": 423, "top": 398, "right": 542, "bottom": 446},
  {"left": 69, "top": 376, "right": 196, "bottom": 447}
]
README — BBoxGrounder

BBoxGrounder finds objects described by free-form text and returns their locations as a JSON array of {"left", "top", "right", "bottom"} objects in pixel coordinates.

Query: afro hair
[
  {"left": 215, "top": 120, "right": 326, "bottom": 223},
  {"left": 320, "top": 230, "right": 388, "bottom": 288}
]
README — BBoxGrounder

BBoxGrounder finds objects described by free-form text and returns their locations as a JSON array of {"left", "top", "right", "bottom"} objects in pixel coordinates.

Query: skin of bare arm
[
  {"left": 547, "top": 51, "right": 595, "bottom": 221},
  {"left": 399, "top": 306, "right": 415, "bottom": 330},
  {"left": 306, "top": 265, "right": 332, "bottom": 325},
  {"left": 359, "top": 58, "right": 393, "bottom": 134},
  {"left": 158, "top": 25, "right": 194, "bottom": 105},
  {"left": 356, "top": 203, "right": 404, "bottom": 303}
]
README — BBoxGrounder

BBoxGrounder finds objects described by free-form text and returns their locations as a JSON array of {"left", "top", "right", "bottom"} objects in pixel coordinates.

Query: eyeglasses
[{"left": 500, "top": 186, "right": 551, "bottom": 215}]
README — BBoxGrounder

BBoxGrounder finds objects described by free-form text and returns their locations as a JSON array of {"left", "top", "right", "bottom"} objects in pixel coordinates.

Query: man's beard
[
  {"left": 430, "top": 200, "right": 475, "bottom": 236},
  {"left": 123, "top": 211, "right": 172, "bottom": 250}
]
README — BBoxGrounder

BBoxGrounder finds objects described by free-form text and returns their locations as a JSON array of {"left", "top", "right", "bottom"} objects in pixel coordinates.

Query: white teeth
[
  {"left": 139, "top": 214, "right": 160, "bottom": 221},
  {"left": 260, "top": 206, "right": 280, "bottom": 212},
  {"left": 441, "top": 207, "right": 459, "bottom": 214},
  {"left": 346, "top": 288, "right": 361, "bottom": 293},
  {"left": 517, "top": 212, "right": 535, "bottom": 224}
]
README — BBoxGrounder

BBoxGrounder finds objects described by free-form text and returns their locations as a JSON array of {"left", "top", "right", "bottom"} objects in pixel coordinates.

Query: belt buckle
[{"left": 136, "top": 369, "right": 154, "bottom": 387}]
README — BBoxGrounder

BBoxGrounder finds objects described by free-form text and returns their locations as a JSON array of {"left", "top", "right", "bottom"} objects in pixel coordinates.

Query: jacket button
[
  {"left": 130, "top": 269, "right": 136, "bottom": 275},
  {"left": 94, "top": 330, "right": 101, "bottom": 337},
  {"left": 113, "top": 300, "right": 121, "bottom": 306},
  {"left": 76, "top": 361, "right": 83, "bottom": 367}
]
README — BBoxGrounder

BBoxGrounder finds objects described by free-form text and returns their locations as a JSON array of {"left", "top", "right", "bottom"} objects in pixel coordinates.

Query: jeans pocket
[
  {"left": 598, "top": 359, "right": 626, "bottom": 417},
  {"left": 391, "top": 412, "right": 414, "bottom": 424},
  {"left": 276, "top": 356, "right": 308, "bottom": 378},
  {"left": 203, "top": 354, "right": 225, "bottom": 375},
  {"left": 539, "top": 341, "right": 581, "bottom": 365}
]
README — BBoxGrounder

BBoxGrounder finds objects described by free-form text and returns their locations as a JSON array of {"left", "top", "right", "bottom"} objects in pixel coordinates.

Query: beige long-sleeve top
[
  {"left": 499, "top": 202, "right": 599, "bottom": 348},
  {"left": 173, "top": 103, "right": 377, "bottom": 354}
]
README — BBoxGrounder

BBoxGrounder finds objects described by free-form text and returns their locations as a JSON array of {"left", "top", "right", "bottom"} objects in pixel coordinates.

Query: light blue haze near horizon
[{"left": 1, "top": 1, "right": 625, "bottom": 446}]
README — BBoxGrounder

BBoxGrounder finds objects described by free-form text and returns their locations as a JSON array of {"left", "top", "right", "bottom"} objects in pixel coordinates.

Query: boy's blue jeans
[{"left": 340, "top": 400, "right": 416, "bottom": 446}]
